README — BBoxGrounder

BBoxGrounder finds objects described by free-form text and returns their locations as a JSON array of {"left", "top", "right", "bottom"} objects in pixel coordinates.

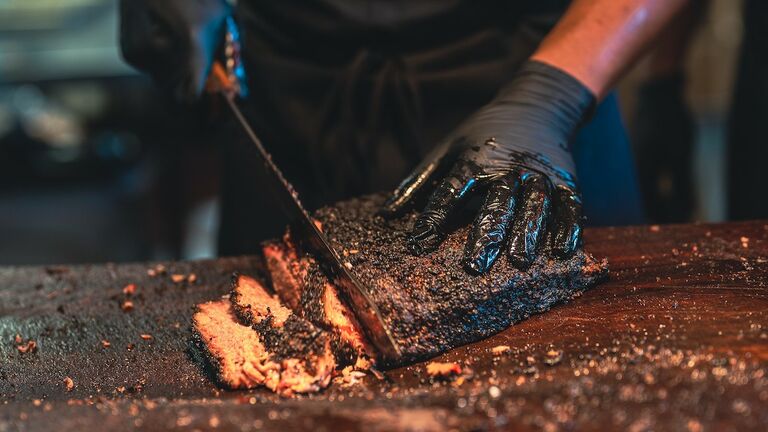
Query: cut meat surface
[
  {"left": 192, "top": 300, "right": 281, "bottom": 391},
  {"left": 264, "top": 241, "right": 374, "bottom": 366},
  {"left": 230, "top": 274, "right": 335, "bottom": 365},
  {"left": 230, "top": 273, "right": 291, "bottom": 327},
  {"left": 193, "top": 275, "right": 336, "bottom": 396},
  {"left": 320, "top": 279, "right": 372, "bottom": 360},
  {"left": 263, "top": 234, "right": 307, "bottom": 310}
]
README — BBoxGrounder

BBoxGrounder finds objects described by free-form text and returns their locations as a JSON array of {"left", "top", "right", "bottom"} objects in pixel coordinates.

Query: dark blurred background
[
  {"left": 0, "top": 0, "right": 754, "bottom": 265},
  {"left": 0, "top": 0, "right": 220, "bottom": 265}
]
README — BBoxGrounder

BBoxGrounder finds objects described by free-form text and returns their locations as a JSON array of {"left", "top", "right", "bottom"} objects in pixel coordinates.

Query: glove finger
[
  {"left": 381, "top": 146, "right": 450, "bottom": 217},
  {"left": 548, "top": 185, "right": 584, "bottom": 258},
  {"left": 507, "top": 173, "right": 552, "bottom": 269},
  {"left": 463, "top": 172, "right": 521, "bottom": 274},
  {"left": 407, "top": 159, "right": 477, "bottom": 255}
]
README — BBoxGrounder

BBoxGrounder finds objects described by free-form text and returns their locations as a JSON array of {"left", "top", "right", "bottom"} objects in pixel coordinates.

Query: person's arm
[
  {"left": 532, "top": 0, "right": 690, "bottom": 99},
  {"left": 386, "top": 0, "right": 693, "bottom": 274}
]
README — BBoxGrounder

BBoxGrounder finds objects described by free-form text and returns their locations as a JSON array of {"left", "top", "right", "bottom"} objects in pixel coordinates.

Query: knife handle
[
  {"left": 205, "top": 62, "right": 236, "bottom": 96},
  {"left": 205, "top": 16, "right": 247, "bottom": 97}
]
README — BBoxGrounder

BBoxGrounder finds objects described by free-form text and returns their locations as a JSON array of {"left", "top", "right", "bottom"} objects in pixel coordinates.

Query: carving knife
[{"left": 207, "top": 63, "right": 403, "bottom": 364}]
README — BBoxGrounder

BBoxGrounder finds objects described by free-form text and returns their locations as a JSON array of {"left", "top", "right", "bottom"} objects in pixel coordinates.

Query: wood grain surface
[{"left": 1, "top": 221, "right": 767, "bottom": 431}]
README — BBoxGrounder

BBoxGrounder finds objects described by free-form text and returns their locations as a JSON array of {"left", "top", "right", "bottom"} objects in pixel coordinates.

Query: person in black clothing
[{"left": 120, "top": 0, "right": 690, "bottom": 274}]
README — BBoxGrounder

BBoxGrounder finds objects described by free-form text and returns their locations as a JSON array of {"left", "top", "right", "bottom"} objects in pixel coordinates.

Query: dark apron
[{"left": 218, "top": 0, "right": 643, "bottom": 255}]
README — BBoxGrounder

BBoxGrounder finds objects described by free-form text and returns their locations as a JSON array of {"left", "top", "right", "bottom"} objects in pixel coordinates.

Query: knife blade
[{"left": 210, "top": 65, "right": 402, "bottom": 363}]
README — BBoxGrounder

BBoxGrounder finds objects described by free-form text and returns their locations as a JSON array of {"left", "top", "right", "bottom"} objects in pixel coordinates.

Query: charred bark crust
[{"left": 228, "top": 273, "right": 327, "bottom": 362}]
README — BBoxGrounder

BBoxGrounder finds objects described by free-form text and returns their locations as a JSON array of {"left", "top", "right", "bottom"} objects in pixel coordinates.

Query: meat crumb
[
  {"left": 187, "top": 273, "right": 198, "bottom": 284},
  {"left": 17, "top": 339, "right": 37, "bottom": 354},
  {"left": 14, "top": 334, "right": 22, "bottom": 344},
  {"left": 101, "top": 339, "right": 111, "bottom": 348},
  {"left": 545, "top": 349, "right": 563, "bottom": 366},
  {"left": 741, "top": 236, "right": 750, "bottom": 248},
  {"left": 368, "top": 367, "right": 386, "bottom": 381},
  {"left": 650, "top": 225, "right": 661, "bottom": 232},
  {"left": 354, "top": 356, "right": 371, "bottom": 369},
  {"left": 64, "top": 377, "right": 74, "bottom": 392},
  {"left": 140, "top": 334, "right": 153, "bottom": 340},
  {"left": 121, "top": 300, "right": 134, "bottom": 312},
  {"left": 147, "top": 264, "right": 169, "bottom": 277},
  {"left": 338, "top": 366, "right": 367, "bottom": 387},
  {"left": 122, "top": 283, "right": 137, "bottom": 296},
  {"left": 126, "top": 343, "right": 135, "bottom": 351},
  {"left": 171, "top": 274, "right": 186, "bottom": 283},
  {"left": 426, "top": 361, "right": 462, "bottom": 378},
  {"left": 491, "top": 345, "right": 511, "bottom": 355}
]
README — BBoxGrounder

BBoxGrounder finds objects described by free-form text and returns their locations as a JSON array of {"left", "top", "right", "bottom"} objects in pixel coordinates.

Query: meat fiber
[
  {"left": 263, "top": 240, "right": 374, "bottom": 367},
  {"left": 230, "top": 273, "right": 371, "bottom": 368},
  {"left": 262, "top": 233, "right": 306, "bottom": 310},
  {"left": 193, "top": 275, "right": 335, "bottom": 396},
  {"left": 192, "top": 301, "right": 280, "bottom": 391}
]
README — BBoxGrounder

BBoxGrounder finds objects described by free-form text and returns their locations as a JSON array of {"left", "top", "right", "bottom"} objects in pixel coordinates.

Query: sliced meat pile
[
  {"left": 263, "top": 233, "right": 374, "bottom": 368},
  {"left": 193, "top": 275, "right": 333, "bottom": 396},
  {"left": 194, "top": 194, "right": 608, "bottom": 395},
  {"left": 194, "top": 263, "right": 375, "bottom": 395}
]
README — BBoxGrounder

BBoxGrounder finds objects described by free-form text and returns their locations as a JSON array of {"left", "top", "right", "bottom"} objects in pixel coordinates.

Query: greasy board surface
[{"left": 2, "top": 221, "right": 768, "bottom": 431}]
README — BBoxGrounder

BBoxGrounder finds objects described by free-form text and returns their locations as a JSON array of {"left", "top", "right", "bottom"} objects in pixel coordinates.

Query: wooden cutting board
[{"left": 1, "top": 221, "right": 767, "bottom": 431}]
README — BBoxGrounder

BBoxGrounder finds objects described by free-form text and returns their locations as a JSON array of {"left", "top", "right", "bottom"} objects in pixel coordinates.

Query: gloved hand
[
  {"left": 382, "top": 61, "right": 595, "bottom": 274},
  {"left": 119, "top": 0, "right": 232, "bottom": 103}
]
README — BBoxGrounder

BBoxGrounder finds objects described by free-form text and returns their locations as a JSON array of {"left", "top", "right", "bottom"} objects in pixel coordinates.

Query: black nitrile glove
[
  {"left": 119, "top": 0, "right": 231, "bottom": 103},
  {"left": 382, "top": 61, "right": 595, "bottom": 274}
]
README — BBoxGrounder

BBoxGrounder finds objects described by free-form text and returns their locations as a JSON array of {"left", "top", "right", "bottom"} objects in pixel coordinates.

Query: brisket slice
[
  {"left": 262, "top": 233, "right": 306, "bottom": 310},
  {"left": 263, "top": 242, "right": 375, "bottom": 368},
  {"left": 193, "top": 275, "right": 335, "bottom": 396},
  {"left": 229, "top": 273, "right": 327, "bottom": 362},
  {"left": 230, "top": 273, "right": 371, "bottom": 368},
  {"left": 266, "top": 194, "right": 608, "bottom": 365}
]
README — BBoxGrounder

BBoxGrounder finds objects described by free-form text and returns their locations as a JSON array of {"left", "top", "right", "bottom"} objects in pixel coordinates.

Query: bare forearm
[
  {"left": 531, "top": 0, "right": 690, "bottom": 99},
  {"left": 645, "top": 1, "right": 707, "bottom": 79}
]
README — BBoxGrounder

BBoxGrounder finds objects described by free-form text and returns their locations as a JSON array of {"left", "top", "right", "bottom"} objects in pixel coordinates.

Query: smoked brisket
[
  {"left": 194, "top": 193, "right": 608, "bottom": 394},
  {"left": 270, "top": 194, "right": 607, "bottom": 364}
]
